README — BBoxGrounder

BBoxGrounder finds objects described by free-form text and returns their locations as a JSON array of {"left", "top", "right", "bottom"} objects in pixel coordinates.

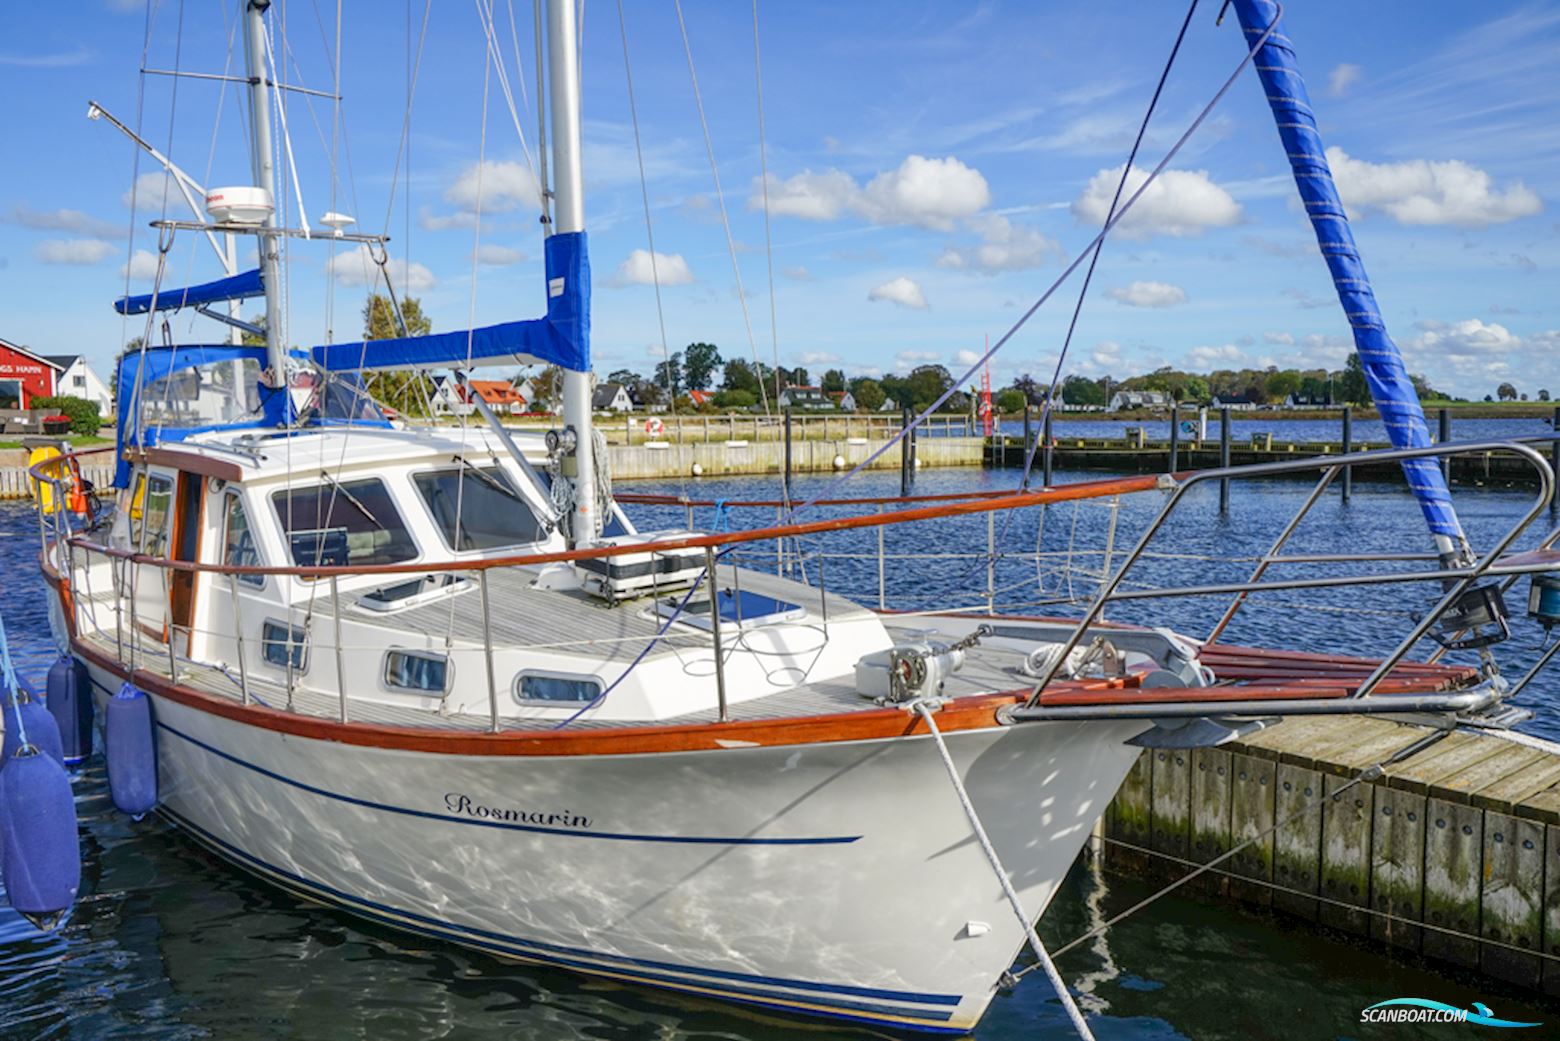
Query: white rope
[{"left": 911, "top": 701, "right": 1096, "bottom": 1041}]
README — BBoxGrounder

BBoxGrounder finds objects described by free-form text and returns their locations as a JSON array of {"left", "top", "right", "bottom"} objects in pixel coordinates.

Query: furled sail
[
  {"left": 114, "top": 267, "right": 264, "bottom": 316},
  {"left": 311, "top": 231, "right": 590, "bottom": 374},
  {"left": 1231, "top": 0, "right": 1463, "bottom": 542}
]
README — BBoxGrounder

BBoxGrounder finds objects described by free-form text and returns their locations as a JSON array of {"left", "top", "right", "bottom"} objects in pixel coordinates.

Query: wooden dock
[
  {"left": 1103, "top": 714, "right": 1560, "bottom": 997},
  {"left": 990, "top": 436, "right": 1551, "bottom": 486}
]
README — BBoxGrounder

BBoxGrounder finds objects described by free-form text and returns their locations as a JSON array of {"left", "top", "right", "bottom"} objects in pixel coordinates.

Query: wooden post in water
[
  {"left": 1042, "top": 408, "right": 1054, "bottom": 488},
  {"left": 1439, "top": 407, "right": 1451, "bottom": 483},
  {"left": 783, "top": 407, "right": 793, "bottom": 501},
  {"left": 1341, "top": 405, "right": 1353, "bottom": 503},
  {"left": 1219, "top": 407, "right": 1232, "bottom": 513},
  {"left": 1552, "top": 407, "right": 1559, "bottom": 513},
  {"left": 1021, "top": 404, "right": 1033, "bottom": 487},
  {"left": 1168, "top": 400, "right": 1180, "bottom": 474},
  {"left": 900, "top": 406, "right": 915, "bottom": 496}
]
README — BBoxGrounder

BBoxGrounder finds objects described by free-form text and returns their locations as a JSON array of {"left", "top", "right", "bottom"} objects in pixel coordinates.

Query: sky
[{"left": 0, "top": 1, "right": 1556, "bottom": 400}]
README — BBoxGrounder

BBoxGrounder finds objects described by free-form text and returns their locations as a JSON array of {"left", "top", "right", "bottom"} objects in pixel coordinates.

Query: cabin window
[
  {"left": 261, "top": 619, "right": 309, "bottom": 672},
  {"left": 140, "top": 356, "right": 262, "bottom": 430},
  {"left": 272, "top": 477, "right": 418, "bottom": 568},
  {"left": 139, "top": 474, "right": 175, "bottom": 556},
  {"left": 513, "top": 672, "right": 602, "bottom": 706},
  {"left": 223, "top": 494, "right": 264, "bottom": 587},
  {"left": 412, "top": 466, "right": 547, "bottom": 551},
  {"left": 384, "top": 649, "right": 451, "bottom": 695}
]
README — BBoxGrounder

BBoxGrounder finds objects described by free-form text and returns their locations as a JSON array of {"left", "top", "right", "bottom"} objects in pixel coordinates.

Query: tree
[
  {"left": 906, "top": 364, "right": 953, "bottom": 411},
  {"left": 789, "top": 366, "right": 811, "bottom": 388},
  {"left": 995, "top": 388, "right": 1025, "bottom": 414},
  {"left": 653, "top": 352, "right": 685, "bottom": 395},
  {"left": 240, "top": 317, "right": 265, "bottom": 348},
  {"left": 722, "top": 358, "right": 758, "bottom": 394},
  {"left": 1339, "top": 353, "right": 1370, "bottom": 405},
  {"left": 363, "top": 293, "right": 431, "bottom": 340},
  {"left": 1061, "top": 374, "right": 1105, "bottom": 407},
  {"left": 821, "top": 368, "right": 846, "bottom": 393},
  {"left": 1497, "top": 382, "right": 1518, "bottom": 402},
  {"left": 1012, "top": 373, "right": 1040, "bottom": 404},
  {"left": 1264, "top": 369, "right": 1301, "bottom": 401},
  {"left": 1540, "top": 389, "right": 1551, "bottom": 402},
  {"left": 853, "top": 378, "right": 886, "bottom": 411},
  {"left": 682, "top": 342, "right": 722, "bottom": 391},
  {"left": 713, "top": 388, "right": 756, "bottom": 409},
  {"left": 361, "top": 294, "right": 434, "bottom": 415},
  {"left": 607, "top": 368, "right": 640, "bottom": 387}
]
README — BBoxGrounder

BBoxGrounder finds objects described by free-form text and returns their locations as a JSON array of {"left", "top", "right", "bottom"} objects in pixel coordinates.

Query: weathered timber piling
[{"left": 1101, "top": 716, "right": 1560, "bottom": 997}]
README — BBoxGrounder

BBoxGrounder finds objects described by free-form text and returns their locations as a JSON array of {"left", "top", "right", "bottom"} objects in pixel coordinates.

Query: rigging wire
[
  {"left": 614, "top": 0, "right": 681, "bottom": 458},
  {"left": 786, "top": 4, "right": 1283, "bottom": 519},
  {"left": 751, "top": 0, "right": 784, "bottom": 422},
  {"left": 671, "top": 0, "right": 772, "bottom": 417}
]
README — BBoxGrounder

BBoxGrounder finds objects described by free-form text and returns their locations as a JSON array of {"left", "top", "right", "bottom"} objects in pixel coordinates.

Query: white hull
[{"left": 83, "top": 662, "right": 1143, "bottom": 1033}]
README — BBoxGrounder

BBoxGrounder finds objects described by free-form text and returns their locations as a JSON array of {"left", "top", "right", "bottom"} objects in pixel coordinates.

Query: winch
[{"left": 855, "top": 626, "right": 992, "bottom": 704}]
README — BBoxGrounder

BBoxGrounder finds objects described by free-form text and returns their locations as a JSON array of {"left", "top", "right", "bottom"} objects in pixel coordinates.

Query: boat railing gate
[{"left": 26, "top": 438, "right": 1560, "bottom": 731}]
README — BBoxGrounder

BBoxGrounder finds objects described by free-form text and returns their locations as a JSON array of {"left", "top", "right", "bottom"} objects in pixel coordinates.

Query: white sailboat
[{"left": 19, "top": 1, "right": 1560, "bottom": 1034}]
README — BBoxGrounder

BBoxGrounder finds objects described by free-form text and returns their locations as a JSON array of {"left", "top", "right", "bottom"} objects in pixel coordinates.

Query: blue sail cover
[
  {"left": 312, "top": 231, "right": 591, "bottom": 373},
  {"left": 114, "top": 268, "right": 264, "bottom": 316},
  {"left": 112, "top": 344, "right": 286, "bottom": 488},
  {"left": 1232, "top": 0, "right": 1462, "bottom": 541}
]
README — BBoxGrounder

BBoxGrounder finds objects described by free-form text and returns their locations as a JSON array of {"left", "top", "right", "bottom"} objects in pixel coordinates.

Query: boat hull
[{"left": 79, "top": 660, "right": 1143, "bottom": 1033}]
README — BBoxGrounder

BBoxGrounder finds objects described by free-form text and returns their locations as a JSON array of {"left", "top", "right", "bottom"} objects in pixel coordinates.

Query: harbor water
[{"left": 1, "top": 466, "right": 1555, "bottom": 1039}]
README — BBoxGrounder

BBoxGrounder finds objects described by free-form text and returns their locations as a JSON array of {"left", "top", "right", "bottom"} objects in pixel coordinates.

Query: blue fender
[
  {"left": 2, "top": 688, "right": 63, "bottom": 769},
  {"left": 0, "top": 745, "right": 81, "bottom": 930},
  {"left": 105, "top": 682, "right": 157, "bottom": 818}
]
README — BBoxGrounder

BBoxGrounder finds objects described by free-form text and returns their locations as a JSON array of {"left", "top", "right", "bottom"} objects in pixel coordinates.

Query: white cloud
[
  {"left": 35, "top": 238, "right": 114, "bottom": 265},
  {"left": 783, "top": 265, "right": 812, "bottom": 281},
  {"left": 474, "top": 244, "right": 526, "bottom": 266},
  {"left": 895, "top": 349, "right": 941, "bottom": 368},
  {"left": 611, "top": 249, "right": 694, "bottom": 287},
  {"left": 938, "top": 214, "right": 1057, "bottom": 272},
  {"left": 1263, "top": 331, "right": 1296, "bottom": 346},
  {"left": 6, "top": 205, "right": 121, "bottom": 239},
  {"left": 752, "top": 155, "right": 990, "bottom": 230},
  {"left": 1072, "top": 164, "right": 1241, "bottom": 238},
  {"left": 326, "top": 243, "right": 436, "bottom": 291},
  {"left": 1106, "top": 280, "right": 1187, "bottom": 308},
  {"left": 1186, "top": 344, "right": 1245, "bottom": 369},
  {"left": 868, "top": 276, "right": 928, "bottom": 310},
  {"left": 1326, "top": 147, "right": 1542, "bottom": 227},
  {"left": 444, "top": 160, "right": 541, "bottom": 213},
  {"left": 796, "top": 351, "right": 840, "bottom": 366},
  {"left": 122, "top": 171, "right": 190, "bottom": 214},
  {"left": 955, "top": 349, "right": 984, "bottom": 367},
  {"left": 1409, "top": 318, "right": 1519, "bottom": 356},
  {"left": 120, "top": 249, "right": 161, "bottom": 281},
  {"left": 1090, "top": 341, "right": 1124, "bottom": 369},
  {"left": 757, "top": 168, "right": 858, "bottom": 221},
  {"left": 1327, "top": 63, "right": 1362, "bottom": 98}
]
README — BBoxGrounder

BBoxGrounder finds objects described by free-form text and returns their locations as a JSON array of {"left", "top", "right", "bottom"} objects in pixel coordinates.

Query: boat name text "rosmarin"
[{"left": 444, "top": 793, "right": 592, "bottom": 830}]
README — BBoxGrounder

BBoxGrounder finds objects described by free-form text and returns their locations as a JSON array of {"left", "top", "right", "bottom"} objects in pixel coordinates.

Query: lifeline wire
[
  {"left": 914, "top": 701, "right": 1096, "bottom": 1041},
  {"left": 789, "top": 5, "right": 1283, "bottom": 520},
  {"left": 0, "top": 609, "right": 29, "bottom": 749}
]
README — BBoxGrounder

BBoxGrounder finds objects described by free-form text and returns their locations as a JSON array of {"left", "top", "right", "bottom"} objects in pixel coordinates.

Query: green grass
[{"left": 0, "top": 434, "right": 113, "bottom": 451}]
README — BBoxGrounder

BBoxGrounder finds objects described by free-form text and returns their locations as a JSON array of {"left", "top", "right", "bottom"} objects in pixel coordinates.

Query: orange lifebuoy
[{"left": 644, "top": 417, "right": 665, "bottom": 437}]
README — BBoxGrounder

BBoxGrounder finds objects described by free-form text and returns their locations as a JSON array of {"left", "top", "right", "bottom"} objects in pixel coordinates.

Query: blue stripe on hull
[{"left": 158, "top": 806, "right": 970, "bottom": 1032}]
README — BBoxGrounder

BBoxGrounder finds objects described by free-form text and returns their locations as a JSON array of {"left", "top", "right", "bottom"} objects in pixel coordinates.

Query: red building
[{"left": 0, "top": 338, "right": 61, "bottom": 410}]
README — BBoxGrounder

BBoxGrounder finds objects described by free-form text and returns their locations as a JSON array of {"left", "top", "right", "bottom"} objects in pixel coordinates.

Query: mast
[
  {"left": 546, "top": 0, "right": 597, "bottom": 545},
  {"left": 240, "top": 0, "right": 287, "bottom": 388}
]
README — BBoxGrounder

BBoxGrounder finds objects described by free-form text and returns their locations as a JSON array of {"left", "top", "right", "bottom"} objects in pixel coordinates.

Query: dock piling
[
  {"left": 1219, "top": 408, "right": 1231, "bottom": 512},
  {"left": 1341, "top": 406, "right": 1353, "bottom": 502},
  {"left": 1042, "top": 409, "right": 1054, "bottom": 488},
  {"left": 1439, "top": 408, "right": 1452, "bottom": 483},
  {"left": 1022, "top": 405, "right": 1033, "bottom": 489},
  {"left": 900, "top": 406, "right": 914, "bottom": 496},
  {"left": 1168, "top": 402, "right": 1180, "bottom": 474},
  {"left": 782, "top": 407, "right": 793, "bottom": 501},
  {"left": 1552, "top": 406, "right": 1559, "bottom": 512}
]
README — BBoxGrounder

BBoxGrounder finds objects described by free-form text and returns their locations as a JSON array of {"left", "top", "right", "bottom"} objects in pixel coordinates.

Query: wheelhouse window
[
  {"left": 223, "top": 494, "right": 264, "bottom": 587},
  {"left": 139, "top": 474, "right": 175, "bottom": 556},
  {"left": 272, "top": 477, "right": 418, "bottom": 568},
  {"left": 412, "top": 466, "right": 547, "bottom": 551},
  {"left": 384, "top": 649, "right": 451, "bottom": 695}
]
